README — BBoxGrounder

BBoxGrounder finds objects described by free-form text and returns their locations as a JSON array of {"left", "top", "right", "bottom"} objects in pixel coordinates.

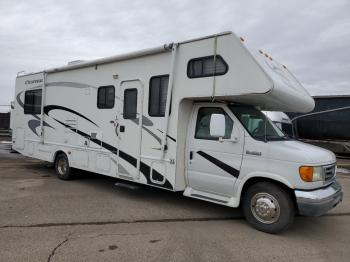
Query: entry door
[
  {"left": 187, "top": 105, "right": 244, "bottom": 196},
  {"left": 117, "top": 80, "right": 143, "bottom": 179}
]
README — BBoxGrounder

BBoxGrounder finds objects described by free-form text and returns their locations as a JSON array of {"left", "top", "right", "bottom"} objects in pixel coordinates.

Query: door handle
[{"left": 189, "top": 151, "right": 194, "bottom": 160}]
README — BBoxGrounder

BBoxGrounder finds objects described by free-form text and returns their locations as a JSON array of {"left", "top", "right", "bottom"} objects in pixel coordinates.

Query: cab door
[{"left": 186, "top": 104, "right": 244, "bottom": 196}]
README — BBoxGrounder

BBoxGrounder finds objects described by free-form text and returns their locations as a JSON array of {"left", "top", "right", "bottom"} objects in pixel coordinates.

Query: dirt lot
[{"left": 1, "top": 142, "right": 350, "bottom": 262}]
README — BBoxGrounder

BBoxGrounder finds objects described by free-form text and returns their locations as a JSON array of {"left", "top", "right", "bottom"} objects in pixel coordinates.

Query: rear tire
[
  {"left": 242, "top": 182, "right": 295, "bottom": 234},
  {"left": 55, "top": 153, "right": 72, "bottom": 180}
]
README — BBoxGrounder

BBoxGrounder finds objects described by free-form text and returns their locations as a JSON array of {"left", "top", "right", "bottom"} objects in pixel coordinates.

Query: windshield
[{"left": 229, "top": 105, "right": 288, "bottom": 141}]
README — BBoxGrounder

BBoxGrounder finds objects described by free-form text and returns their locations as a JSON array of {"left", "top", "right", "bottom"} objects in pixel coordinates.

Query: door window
[
  {"left": 123, "top": 89, "right": 138, "bottom": 119},
  {"left": 195, "top": 107, "right": 233, "bottom": 140}
]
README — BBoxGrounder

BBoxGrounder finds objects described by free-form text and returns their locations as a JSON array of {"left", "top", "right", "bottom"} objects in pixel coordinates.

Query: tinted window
[
  {"left": 195, "top": 107, "right": 233, "bottom": 140},
  {"left": 24, "top": 89, "right": 42, "bottom": 114},
  {"left": 229, "top": 105, "right": 285, "bottom": 141},
  {"left": 97, "top": 86, "right": 115, "bottom": 108},
  {"left": 123, "top": 89, "right": 137, "bottom": 119},
  {"left": 149, "top": 75, "right": 169, "bottom": 117},
  {"left": 187, "top": 55, "right": 228, "bottom": 78}
]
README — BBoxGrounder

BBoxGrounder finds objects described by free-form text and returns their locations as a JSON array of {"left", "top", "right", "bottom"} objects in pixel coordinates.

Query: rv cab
[{"left": 184, "top": 102, "right": 342, "bottom": 233}]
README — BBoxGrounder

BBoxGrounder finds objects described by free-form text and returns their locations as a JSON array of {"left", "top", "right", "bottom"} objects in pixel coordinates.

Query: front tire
[
  {"left": 55, "top": 153, "right": 73, "bottom": 180},
  {"left": 242, "top": 182, "right": 295, "bottom": 234}
]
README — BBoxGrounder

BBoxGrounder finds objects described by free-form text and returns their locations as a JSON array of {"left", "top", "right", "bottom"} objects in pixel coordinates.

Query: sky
[{"left": 0, "top": 0, "right": 349, "bottom": 112}]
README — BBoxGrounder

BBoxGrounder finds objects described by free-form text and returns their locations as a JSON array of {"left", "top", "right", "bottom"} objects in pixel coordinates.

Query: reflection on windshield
[{"left": 229, "top": 105, "right": 288, "bottom": 141}]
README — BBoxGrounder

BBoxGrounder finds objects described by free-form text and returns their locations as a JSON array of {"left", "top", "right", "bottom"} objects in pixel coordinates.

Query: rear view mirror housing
[{"left": 210, "top": 114, "right": 226, "bottom": 138}]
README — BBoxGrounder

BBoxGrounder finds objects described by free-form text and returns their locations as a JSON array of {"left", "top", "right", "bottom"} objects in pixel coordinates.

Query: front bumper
[{"left": 295, "top": 180, "right": 343, "bottom": 217}]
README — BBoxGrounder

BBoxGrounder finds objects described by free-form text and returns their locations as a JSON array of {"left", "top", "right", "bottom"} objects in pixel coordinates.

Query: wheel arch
[
  {"left": 236, "top": 174, "right": 296, "bottom": 206},
  {"left": 52, "top": 150, "right": 68, "bottom": 163}
]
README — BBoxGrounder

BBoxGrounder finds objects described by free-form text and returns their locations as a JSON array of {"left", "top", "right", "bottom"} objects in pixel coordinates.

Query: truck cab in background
[{"left": 263, "top": 111, "right": 294, "bottom": 138}]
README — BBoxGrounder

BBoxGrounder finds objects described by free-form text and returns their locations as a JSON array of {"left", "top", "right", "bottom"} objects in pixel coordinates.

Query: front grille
[{"left": 323, "top": 164, "right": 336, "bottom": 181}]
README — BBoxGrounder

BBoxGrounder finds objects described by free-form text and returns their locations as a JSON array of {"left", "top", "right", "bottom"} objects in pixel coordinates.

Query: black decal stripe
[
  {"left": 142, "top": 126, "right": 161, "bottom": 144},
  {"left": 166, "top": 135, "right": 176, "bottom": 142},
  {"left": 140, "top": 162, "right": 173, "bottom": 190},
  {"left": 16, "top": 92, "right": 24, "bottom": 108},
  {"left": 28, "top": 119, "right": 54, "bottom": 136},
  {"left": 197, "top": 151, "right": 240, "bottom": 178},
  {"left": 51, "top": 118, "right": 173, "bottom": 190},
  {"left": 157, "top": 129, "right": 177, "bottom": 142},
  {"left": 44, "top": 105, "right": 98, "bottom": 127}
]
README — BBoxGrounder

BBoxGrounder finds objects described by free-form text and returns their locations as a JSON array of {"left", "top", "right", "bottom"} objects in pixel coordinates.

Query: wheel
[
  {"left": 55, "top": 153, "right": 73, "bottom": 180},
  {"left": 242, "top": 182, "right": 295, "bottom": 234}
]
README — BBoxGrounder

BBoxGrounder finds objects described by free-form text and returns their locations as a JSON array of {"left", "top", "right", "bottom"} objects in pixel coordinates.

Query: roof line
[{"left": 17, "top": 31, "right": 233, "bottom": 77}]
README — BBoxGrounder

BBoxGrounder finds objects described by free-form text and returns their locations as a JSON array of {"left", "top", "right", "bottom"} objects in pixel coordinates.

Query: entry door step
[{"left": 183, "top": 187, "right": 237, "bottom": 207}]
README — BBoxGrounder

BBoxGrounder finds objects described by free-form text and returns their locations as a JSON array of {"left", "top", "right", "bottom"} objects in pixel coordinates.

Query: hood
[{"left": 266, "top": 140, "right": 336, "bottom": 165}]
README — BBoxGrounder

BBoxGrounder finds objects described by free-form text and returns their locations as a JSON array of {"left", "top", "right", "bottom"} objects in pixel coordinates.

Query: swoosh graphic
[
  {"left": 52, "top": 117, "right": 173, "bottom": 190},
  {"left": 197, "top": 151, "right": 240, "bottom": 178},
  {"left": 44, "top": 105, "right": 99, "bottom": 127}
]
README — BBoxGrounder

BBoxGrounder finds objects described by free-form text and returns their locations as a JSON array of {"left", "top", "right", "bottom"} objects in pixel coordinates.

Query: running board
[
  {"left": 183, "top": 187, "right": 238, "bottom": 207},
  {"left": 118, "top": 174, "right": 135, "bottom": 181}
]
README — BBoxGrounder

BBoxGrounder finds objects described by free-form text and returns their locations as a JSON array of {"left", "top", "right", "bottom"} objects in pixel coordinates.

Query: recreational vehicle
[{"left": 12, "top": 32, "right": 342, "bottom": 233}]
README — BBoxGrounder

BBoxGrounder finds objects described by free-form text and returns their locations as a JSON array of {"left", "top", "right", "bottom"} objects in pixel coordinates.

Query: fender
[{"left": 233, "top": 171, "right": 294, "bottom": 206}]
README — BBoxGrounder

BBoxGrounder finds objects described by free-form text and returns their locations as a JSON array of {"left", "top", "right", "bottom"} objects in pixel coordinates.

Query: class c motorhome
[{"left": 12, "top": 31, "right": 342, "bottom": 233}]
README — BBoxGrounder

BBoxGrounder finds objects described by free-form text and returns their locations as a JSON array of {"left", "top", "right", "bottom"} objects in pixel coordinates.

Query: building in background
[
  {"left": 0, "top": 105, "right": 11, "bottom": 139},
  {"left": 287, "top": 95, "right": 350, "bottom": 156}
]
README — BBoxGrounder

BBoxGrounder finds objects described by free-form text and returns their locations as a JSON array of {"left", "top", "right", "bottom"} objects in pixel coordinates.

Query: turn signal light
[{"left": 299, "top": 166, "right": 314, "bottom": 182}]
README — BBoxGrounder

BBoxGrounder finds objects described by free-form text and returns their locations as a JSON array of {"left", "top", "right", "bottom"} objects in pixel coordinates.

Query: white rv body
[{"left": 12, "top": 32, "right": 342, "bottom": 233}]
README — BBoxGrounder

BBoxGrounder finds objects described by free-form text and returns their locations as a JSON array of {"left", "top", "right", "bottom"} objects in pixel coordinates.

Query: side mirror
[{"left": 210, "top": 114, "right": 226, "bottom": 138}]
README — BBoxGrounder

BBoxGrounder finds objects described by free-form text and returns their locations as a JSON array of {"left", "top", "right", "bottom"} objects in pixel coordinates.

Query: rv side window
[
  {"left": 97, "top": 86, "right": 115, "bottom": 109},
  {"left": 149, "top": 75, "right": 169, "bottom": 117},
  {"left": 24, "top": 89, "right": 42, "bottom": 114},
  {"left": 123, "top": 89, "right": 137, "bottom": 119},
  {"left": 187, "top": 55, "right": 228, "bottom": 78},
  {"left": 195, "top": 107, "right": 233, "bottom": 140}
]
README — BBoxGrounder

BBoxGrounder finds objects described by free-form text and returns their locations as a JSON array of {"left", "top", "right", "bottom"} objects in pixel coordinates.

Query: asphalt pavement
[{"left": 0, "top": 142, "right": 350, "bottom": 262}]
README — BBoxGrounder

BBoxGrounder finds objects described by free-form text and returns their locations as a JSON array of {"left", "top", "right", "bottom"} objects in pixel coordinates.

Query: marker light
[{"left": 299, "top": 166, "right": 324, "bottom": 182}]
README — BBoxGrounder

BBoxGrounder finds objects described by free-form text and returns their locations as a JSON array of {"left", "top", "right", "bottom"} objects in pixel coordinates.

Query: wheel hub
[
  {"left": 57, "top": 159, "right": 67, "bottom": 175},
  {"left": 251, "top": 193, "right": 280, "bottom": 224}
]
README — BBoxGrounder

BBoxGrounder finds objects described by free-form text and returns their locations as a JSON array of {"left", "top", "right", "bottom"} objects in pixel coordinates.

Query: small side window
[
  {"left": 24, "top": 89, "right": 42, "bottom": 114},
  {"left": 97, "top": 86, "right": 115, "bottom": 109},
  {"left": 187, "top": 55, "right": 228, "bottom": 78},
  {"left": 123, "top": 89, "right": 137, "bottom": 119},
  {"left": 195, "top": 107, "right": 233, "bottom": 140},
  {"left": 149, "top": 75, "right": 169, "bottom": 117}
]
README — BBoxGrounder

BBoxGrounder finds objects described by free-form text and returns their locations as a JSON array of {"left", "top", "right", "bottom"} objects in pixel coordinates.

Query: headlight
[{"left": 299, "top": 166, "right": 325, "bottom": 182}]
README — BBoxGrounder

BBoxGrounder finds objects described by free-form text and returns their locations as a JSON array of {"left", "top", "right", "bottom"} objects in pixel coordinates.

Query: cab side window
[{"left": 195, "top": 107, "right": 233, "bottom": 140}]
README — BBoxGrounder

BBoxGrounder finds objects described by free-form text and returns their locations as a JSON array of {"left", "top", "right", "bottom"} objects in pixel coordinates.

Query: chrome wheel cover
[
  {"left": 57, "top": 158, "right": 68, "bottom": 175},
  {"left": 250, "top": 193, "right": 281, "bottom": 224}
]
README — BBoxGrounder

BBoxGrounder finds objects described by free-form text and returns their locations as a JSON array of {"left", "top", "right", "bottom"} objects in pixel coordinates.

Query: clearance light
[
  {"left": 240, "top": 37, "right": 245, "bottom": 42},
  {"left": 258, "top": 50, "right": 263, "bottom": 54},
  {"left": 299, "top": 166, "right": 325, "bottom": 182}
]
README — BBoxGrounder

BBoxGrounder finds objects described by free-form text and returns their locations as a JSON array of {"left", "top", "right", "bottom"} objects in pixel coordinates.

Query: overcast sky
[{"left": 0, "top": 0, "right": 349, "bottom": 112}]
